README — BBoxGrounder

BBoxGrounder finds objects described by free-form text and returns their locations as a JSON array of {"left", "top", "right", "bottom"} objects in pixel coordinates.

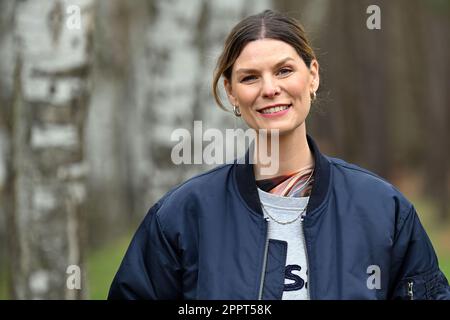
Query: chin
[
  {"left": 260, "top": 118, "right": 301, "bottom": 130},
  {"left": 253, "top": 125, "right": 294, "bottom": 136}
]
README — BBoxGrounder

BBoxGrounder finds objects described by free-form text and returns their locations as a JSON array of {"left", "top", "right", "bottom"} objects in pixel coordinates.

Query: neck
[{"left": 253, "top": 124, "right": 314, "bottom": 180}]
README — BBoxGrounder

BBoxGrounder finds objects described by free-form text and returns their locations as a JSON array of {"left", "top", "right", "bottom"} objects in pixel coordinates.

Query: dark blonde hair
[{"left": 212, "top": 9, "right": 317, "bottom": 112}]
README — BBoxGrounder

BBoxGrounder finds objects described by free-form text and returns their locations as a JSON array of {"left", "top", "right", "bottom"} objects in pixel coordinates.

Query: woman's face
[{"left": 224, "top": 39, "right": 319, "bottom": 135}]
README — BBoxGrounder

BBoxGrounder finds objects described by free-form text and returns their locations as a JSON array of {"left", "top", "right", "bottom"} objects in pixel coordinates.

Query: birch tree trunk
[
  {"left": 84, "top": 0, "right": 272, "bottom": 248},
  {"left": 7, "top": 0, "right": 93, "bottom": 299},
  {"left": 139, "top": 0, "right": 272, "bottom": 206},
  {"left": 0, "top": 0, "right": 16, "bottom": 298}
]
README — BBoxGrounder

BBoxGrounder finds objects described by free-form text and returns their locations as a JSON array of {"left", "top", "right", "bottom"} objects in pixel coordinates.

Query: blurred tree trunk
[
  {"left": 386, "top": 0, "right": 424, "bottom": 178},
  {"left": 0, "top": 0, "right": 16, "bottom": 298},
  {"left": 83, "top": 0, "right": 272, "bottom": 252},
  {"left": 353, "top": 0, "right": 389, "bottom": 177},
  {"left": 84, "top": 0, "right": 141, "bottom": 249},
  {"left": 420, "top": 1, "right": 450, "bottom": 222},
  {"left": 140, "top": 0, "right": 272, "bottom": 205},
  {"left": 6, "top": 0, "right": 93, "bottom": 299}
]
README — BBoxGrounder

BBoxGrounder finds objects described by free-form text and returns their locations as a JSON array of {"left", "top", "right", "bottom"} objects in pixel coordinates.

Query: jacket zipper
[
  {"left": 407, "top": 280, "right": 414, "bottom": 300},
  {"left": 301, "top": 212, "right": 311, "bottom": 299},
  {"left": 258, "top": 217, "right": 270, "bottom": 300}
]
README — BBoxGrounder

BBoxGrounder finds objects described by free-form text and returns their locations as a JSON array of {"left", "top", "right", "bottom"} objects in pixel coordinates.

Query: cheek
[
  {"left": 236, "top": 87, "right": 259, "bottom": 105},
  {"left": 287, "top": 76, "right": 310, "bottom": 99}
]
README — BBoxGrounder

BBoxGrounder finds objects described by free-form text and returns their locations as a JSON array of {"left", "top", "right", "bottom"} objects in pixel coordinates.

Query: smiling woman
[
  {"left": 224, "top": 40, "right": 317, "bottom": 133},
  {"left": 108, "top": 9, "right": 450, "bottom": 300},
  {"left": 213, "top": 10, "right": 319, "bottom": 182},
  {"left": 223, "top": 39, "right": 318, "bottom": 181}
]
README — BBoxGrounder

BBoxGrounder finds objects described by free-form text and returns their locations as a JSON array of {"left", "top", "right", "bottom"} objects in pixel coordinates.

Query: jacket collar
[{"left": 234, "top": 134, "right": 331, "bottom": 216}]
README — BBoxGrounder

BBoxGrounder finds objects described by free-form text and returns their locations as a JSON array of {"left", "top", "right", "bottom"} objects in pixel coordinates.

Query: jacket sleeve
[
  {"left": 108, "top": 201, "right": 183, "bottom": 300},
  {"left": 390, "top": 205, "right": 450, "bottom": 300}
]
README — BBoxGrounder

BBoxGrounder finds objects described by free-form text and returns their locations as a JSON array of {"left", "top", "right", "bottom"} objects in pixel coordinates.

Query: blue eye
[
  {"left": 241, "top": 75, "right": 256, "bottom": 82},
  {"left": 278, "top": 68, "right": 292, "bottom": 75},
  {"left": 240, "top": 68, "right": 292, "bottom": 83}
]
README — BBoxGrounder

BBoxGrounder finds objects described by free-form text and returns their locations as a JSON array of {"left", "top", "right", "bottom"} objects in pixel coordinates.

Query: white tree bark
[
  {"left": 136, "top": 0, "right": 272, "bottom": 206},
  {"left": 0, "top": 0, "right": 16, "bottom": 297},
  {"left": 8, "top": 0, "right": 93, "bottom": 299},
  {"left": 84, "top": 0, "right": 272, "bottom": 240}
]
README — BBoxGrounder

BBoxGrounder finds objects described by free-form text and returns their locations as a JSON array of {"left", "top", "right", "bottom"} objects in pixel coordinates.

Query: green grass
[
  {"left": 0, "top": 267, "right": 8, "bottom": 300},
  {"left": 412, "top": 196, "right": 450, "bottom": 280},
  {"left": 440, "top": 256, "right": 450, "bottom": 280},
  {"left": 86, "top": 232, "right": 133, "bottom": 300}
]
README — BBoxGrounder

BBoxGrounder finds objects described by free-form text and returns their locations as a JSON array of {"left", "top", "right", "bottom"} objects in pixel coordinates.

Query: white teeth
[{"left": 260, "top": 105, "right": 290, "bottom": 114}]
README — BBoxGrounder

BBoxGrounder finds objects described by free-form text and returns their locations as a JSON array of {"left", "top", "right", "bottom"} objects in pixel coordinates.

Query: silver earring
[
  {"left": 233, "top": 104, "right": 241, "bottom": 117},
  {"left": 310, "top": 91, "right": 317, "bottom": 103}
]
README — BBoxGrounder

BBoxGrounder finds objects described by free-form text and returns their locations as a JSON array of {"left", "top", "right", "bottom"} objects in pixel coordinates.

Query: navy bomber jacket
[{"left": 108, "top": 135, "right": 450, "bottom": 300}]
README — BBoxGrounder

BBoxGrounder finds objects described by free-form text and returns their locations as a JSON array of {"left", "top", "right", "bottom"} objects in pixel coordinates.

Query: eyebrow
[{"left": 235, "top": 57, "right": 295, "bottom": 75}]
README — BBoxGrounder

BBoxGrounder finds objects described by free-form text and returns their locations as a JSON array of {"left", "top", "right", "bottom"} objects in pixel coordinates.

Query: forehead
[{"left": 233, "top": 39, "right": 300, "bottom": 69}]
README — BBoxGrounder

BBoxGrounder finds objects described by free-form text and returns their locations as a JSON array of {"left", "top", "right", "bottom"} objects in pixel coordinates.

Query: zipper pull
[{"left": 407, "top": 281, "right": 414, "bottom": 300}]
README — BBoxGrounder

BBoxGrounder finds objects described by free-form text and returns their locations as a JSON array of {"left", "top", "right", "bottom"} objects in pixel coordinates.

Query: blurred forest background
[{"left": 0, "top": 0, "right": 449, "bottom": 299}]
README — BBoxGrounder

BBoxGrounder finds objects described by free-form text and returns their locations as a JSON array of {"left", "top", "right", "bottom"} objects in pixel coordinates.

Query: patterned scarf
[{"left": 255, "top": 165, "right": 314, "bottom": 197}]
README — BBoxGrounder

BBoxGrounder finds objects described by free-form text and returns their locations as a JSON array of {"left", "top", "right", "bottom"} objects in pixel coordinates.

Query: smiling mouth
[{"left": 258, "top": 104, "right": 292, "bottom": 115}]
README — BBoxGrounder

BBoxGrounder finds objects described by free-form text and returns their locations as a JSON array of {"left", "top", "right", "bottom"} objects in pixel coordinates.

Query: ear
[
  {"left": 309, "top": 59, "right": 320, "bottom": 93},
  {"left": 223, "top": 78, "right": 237, "bottom": 106}
]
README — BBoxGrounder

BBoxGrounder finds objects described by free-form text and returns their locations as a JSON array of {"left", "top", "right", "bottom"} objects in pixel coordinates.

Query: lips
[
  {"left": 257, "top": 104, "right": 292, "bottom": 118},
  {"left": 257, "top": 103, "right": 292, "bottom": 114}
]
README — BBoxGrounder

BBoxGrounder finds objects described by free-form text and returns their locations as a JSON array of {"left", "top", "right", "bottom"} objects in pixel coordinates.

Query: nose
[{"left": 261, "top": 77, "right": 281, "bottom": 98}]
